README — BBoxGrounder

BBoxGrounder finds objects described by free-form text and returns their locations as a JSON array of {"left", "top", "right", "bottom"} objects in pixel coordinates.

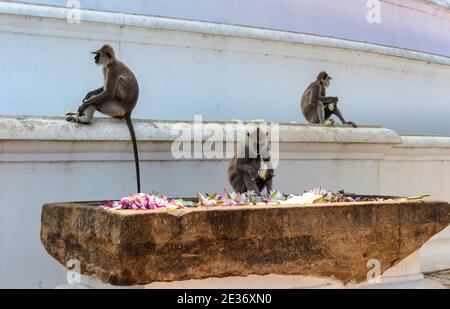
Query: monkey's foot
[
  {"left": 346, "top": 121, "right": 358, "bottom": 128},
  {"left": 323, "top": 119, "right": 335, "bottom": 126},
  {"left": 65, "top": 113, "right": 91, "bottom": 124}
]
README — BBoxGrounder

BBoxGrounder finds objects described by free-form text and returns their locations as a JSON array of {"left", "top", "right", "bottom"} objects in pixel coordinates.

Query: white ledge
[
  {"left": 0, "top": 2, "right": 449, "bottom": 66},
  {"left": 0, "top": 116, "right": 402, "bottom": 145},
  {"left": 427, "top": 0, "right": 450, "bottom": 9},
  {"left": 398, "top": 135, "right": 450, "bottom": 149}
]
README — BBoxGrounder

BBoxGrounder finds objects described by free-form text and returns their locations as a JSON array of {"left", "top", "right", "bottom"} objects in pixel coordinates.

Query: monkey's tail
[{"left": 125, "top": 114, "right": 141, "bottom": 193}]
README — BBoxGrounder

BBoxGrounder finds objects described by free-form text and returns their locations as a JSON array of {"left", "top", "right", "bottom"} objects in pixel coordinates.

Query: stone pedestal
[{"left": 42, "top": 199, "right": 450, "bottom": 288}]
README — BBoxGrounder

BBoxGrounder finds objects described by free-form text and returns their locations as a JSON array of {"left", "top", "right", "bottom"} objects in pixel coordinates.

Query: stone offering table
[{"left": 41, "top": 199, "right": 450, "bottom": 287}]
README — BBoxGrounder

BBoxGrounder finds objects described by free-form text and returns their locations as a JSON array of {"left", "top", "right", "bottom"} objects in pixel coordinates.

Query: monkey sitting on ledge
[
  {"left": 228, "top": 127, "right": 274, "bottom": 195},
  {"left": 66, "top": 44, "right": 141, "bottom": 193},
  {"left": 301, "top": 71, "right": 357, "bottom": 127}
]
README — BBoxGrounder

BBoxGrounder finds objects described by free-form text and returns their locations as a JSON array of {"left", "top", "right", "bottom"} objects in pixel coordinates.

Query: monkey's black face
[{"left": 94, "top": 53, "right": 100, "bottom": 64}]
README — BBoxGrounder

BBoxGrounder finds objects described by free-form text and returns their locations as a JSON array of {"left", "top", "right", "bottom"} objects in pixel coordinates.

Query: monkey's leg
[
  {"left": 334, "top": 106, "right": 357, "bottom": 128},
  {"left": 317, "top": 101, "right": 327, "bottom": 124},
  {"left": 78, "top": 105, "right": 96, "bottom": 124},
  {"left": 83, "top": 87, "right": 104, "bottom": 102},
  {"left": 321, "top": 97, "right": 338, "bottom": 105},
  {"left": 243, "top": 173, "right": 261, "bottom": 195},
  {"left": 97, "top": 101, "right": 127, "bottom": 118},
  {"left": 231, "top": 177, "right": 247, "bottom": 194},
  {"left": 303, "top": 104, "right": 320, "bottom": 124}
]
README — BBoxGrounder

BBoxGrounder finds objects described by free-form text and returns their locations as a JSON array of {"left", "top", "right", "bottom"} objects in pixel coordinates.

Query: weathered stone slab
[{"left": 41, "top": 200, "right": 450, "bottom": 286}]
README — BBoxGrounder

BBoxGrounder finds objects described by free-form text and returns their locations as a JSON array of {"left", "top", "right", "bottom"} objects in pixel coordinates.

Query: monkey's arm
[
  {"left": 256, "top": 168, "right": 274, "bottom": 193},
  {"left": 256, "top": 177, "right": 266, "bottom": 192},
  {"left": 83, "top": 87, "right": 104, "bottom": 102},
  {"left": 309, "top": 84, "right": 322, "bottom": 105},
  {"left": 66, "top": 88, "right": 103, "bottom": 120},
  {"left": 79, "top": 75, "right": 118, "bottom": 113},
  {"left": 302, "top": 84, "right": 323, "bottom": 123},
  {"left": 320, "top": 97, "right": 339, "bottom": 105},
  {"left": 236, "top": 164, "right": 259, "bottom": 179},
  {"left": 309, "top": 82, "right": 337, "bottom": 105}
]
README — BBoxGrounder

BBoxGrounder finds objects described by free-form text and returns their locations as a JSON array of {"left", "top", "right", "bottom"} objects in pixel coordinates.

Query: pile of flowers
[
  {"left": 196, "top": 190, "right": 285, "bottom": 207},
  {"left": 103, "top": 188, "right": 430, "bottom": 211},
  {"left": 104, "top": 193, "right": 194, "bottom": 211},
  {"left": 196, "top": 188, "right": 378, "bottom": 207}
]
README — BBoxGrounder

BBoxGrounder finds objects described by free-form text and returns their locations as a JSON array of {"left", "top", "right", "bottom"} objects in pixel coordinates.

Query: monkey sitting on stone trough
[
  {"left": 301, "top": 71, "right": 357, "bottom": 127},
  {"left": 228, "top": 127, "right": 274, "bottom": 195},
  {"left": 66, "top": 44, "right": 141, "bottom": 193}
]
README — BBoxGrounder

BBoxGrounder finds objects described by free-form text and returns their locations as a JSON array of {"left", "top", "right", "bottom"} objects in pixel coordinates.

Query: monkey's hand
[
  {"left": 66, "top": 112, "right": 79, "bottom": 123},
  {"left": 255, "top": 175, "right": 267, "bottom": 189},
  {"left": 261, "top": 169, "right": 275, "bottom": 181},
  {"left": 83, "top": 93, "right": 94, "bottom": 102},
  {"left": 322, "top": 97, "right": 338, "bottom": 104},
  {"left": 328, "top": 103, "right": 335, "bottom": 112}
]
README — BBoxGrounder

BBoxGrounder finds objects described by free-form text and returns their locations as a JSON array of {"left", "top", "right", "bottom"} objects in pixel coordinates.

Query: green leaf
[
  {"left": 209, "top": 193, "right": 218, "bottom": 200},
  {"left": 197, "top": 192, "right": 207, "bottom": 205},
  {"left": 407, "top": 194, "right": 431, "bottom": 200}
]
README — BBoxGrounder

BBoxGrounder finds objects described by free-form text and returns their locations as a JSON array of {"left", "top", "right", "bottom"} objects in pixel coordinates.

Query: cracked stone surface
[{"left": 41, "top": 199, "right": 450, "bottom": 286}]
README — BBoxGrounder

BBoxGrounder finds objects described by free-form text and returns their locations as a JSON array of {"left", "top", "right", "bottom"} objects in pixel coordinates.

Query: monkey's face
[
  {"left": 93, "top": 52, "right": 100, "bottom": 64},
  {"left": 92, "top": 45, "right": 116, "bottom": 66},
  {"left": 92, "top": 50, "right": 113, "bottom": 66},
  {"left": 247, "top": 127, "right": 271, "bottom": 160},
  {"left": 92, "top": 51, "right": 104, "bottom": 66},
  {"left": 322, "top": 76, "right": 331, "bottom": 88}
]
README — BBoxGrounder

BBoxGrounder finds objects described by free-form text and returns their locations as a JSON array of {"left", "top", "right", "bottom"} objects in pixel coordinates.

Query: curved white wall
[
  {"left": 0, "top": 2, "right": 450, "bottom": 135},
  {"left": 6, "top": 0, "right": 450, "bottom": 56}
]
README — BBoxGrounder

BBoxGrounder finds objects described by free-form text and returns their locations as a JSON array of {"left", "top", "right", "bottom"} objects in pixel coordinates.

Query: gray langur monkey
[
  {"left": 301, "top": 71, "right": 357, "bottom": 127},
  {"left": 228, "top": 127, "right": 274, "bottom": 195},
  {"left": 66, "top": 44, "right": 141, "bottom": 193}
]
